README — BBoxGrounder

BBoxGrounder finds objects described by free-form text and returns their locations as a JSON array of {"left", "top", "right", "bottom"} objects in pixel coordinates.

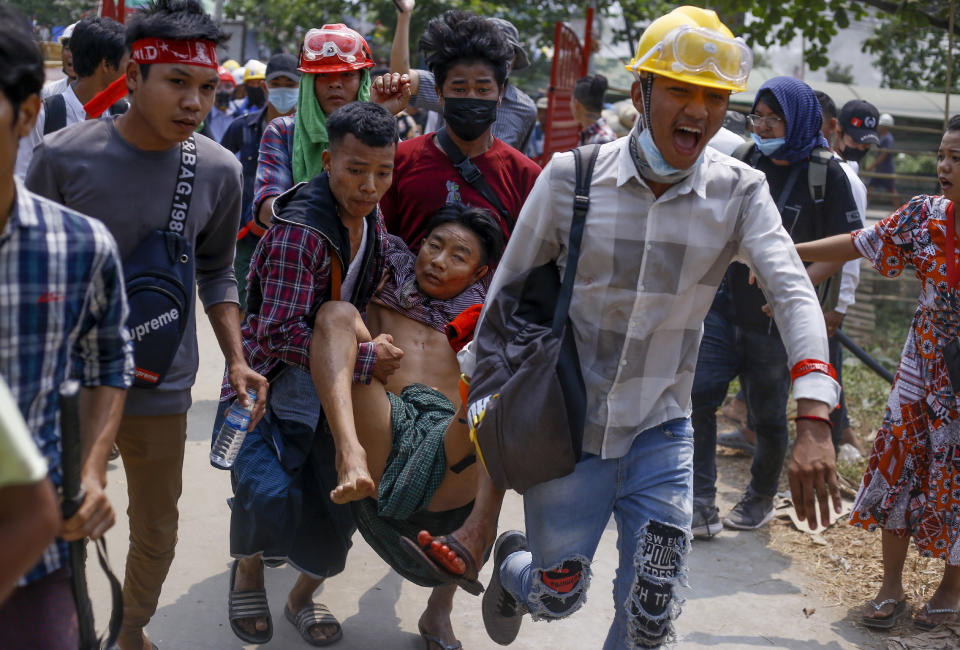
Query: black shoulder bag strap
[
  {"left": 60, "top": 381, "right": 124, "bottom": 650},
  {"left": 807, "top": 147, "right": 832, "bottom": 228},
  {"left": 436, "top": 128, "right": 514, "bottom": 233},
  {"left": 170, "top": 135, "right": 197, "bottom": 235},
  {"left": 552, "top": 144, "right": 600, "bottom": 336},
  {"left": 42, "top": 94, "right": 67, "bottom": 135}
]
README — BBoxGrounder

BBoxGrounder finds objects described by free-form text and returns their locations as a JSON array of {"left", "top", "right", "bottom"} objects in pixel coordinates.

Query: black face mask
[
  {"left": 442, "top": 97, "right": 498, "bottom": 142},
  {"left": 842, "top": 145, "right": 867, "bottom": 162},
  {"left": 246, "top": 86, "right": 266, "bottom": 108},
  {"left": 215, "top": 91, "right": 232, "bottom": 109}
]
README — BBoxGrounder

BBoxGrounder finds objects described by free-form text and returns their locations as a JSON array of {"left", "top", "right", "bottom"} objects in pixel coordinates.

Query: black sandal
[
  {"left": 227, "top": 559, "right": 273, "bottom": 643},
  {"left": 283, "top": 603, "right": 343, "bottom": 647},
  {"left": 861, "top": 597, "right": 907, "bottom": 629}
]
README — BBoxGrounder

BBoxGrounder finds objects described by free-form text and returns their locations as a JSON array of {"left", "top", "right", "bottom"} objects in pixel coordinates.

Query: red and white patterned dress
[{"left": 849, "top": 195, "right": 960, "bottom": 563}]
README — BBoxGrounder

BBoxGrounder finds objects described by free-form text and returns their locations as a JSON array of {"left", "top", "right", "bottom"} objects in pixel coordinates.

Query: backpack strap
[
  {"left": 42, "top": 93, "right": 67, "bottom": 135},
  {"left": 552, "top": 144, "right": 600, "bottom": 336},
  {"left": 807, "top": 147, "right": 841, "bottom": 311},
  {"left": 807, "top": 147, "right": 832, "bottom": 228},
  {"left": 733, "top": 140, "right": 761, "bottom": 167},
  {"left": 436, "top": 129, "right": 514, "bottom": 233}
]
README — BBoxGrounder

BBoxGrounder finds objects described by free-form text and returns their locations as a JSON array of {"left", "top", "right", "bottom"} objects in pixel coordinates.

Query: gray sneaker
[
  {"left": 723, "top": 491, "right": 775, "bottom": 530},
  {"left": 692, "top": 505, "right": 722, "bottom": 539}
]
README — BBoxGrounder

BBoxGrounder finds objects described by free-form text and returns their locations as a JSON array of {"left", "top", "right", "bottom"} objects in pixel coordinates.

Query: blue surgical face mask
[
  {"left": 268, "top": 87, "right": 299, "bottom": 114},
  {"left": 630, "top": 122, "right": 704, "bottom": 185},
  {"left": 751, "top": 132, "right": 786, "bottom": 158}
]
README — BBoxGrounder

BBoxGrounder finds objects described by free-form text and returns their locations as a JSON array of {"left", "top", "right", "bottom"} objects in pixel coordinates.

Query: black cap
[
  {"left": 838, "top": 100, "right": 880, "bottom": 145},
  {"left": 266, "top": 53, "right": 301, "bottom": 83}
]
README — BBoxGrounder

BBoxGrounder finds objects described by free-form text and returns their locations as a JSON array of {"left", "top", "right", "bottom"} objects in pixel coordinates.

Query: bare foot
[
  {"left": 915, "top": 585, "right": 960, "bottom": 628},
  {"left": 419, "top": 610, "right": 458, "bottom": 650},
  {"left": 417, "top": 519, "right": 495, "bottom": 579},
  {"left": 331, "top": 449, "right": 376, "bottom": 504},
  {"left": 861, "top": 584, "right": 905, "bottom": 624},
  {"left": 233, "top": 556, "right": 268, "bottom": 637}
]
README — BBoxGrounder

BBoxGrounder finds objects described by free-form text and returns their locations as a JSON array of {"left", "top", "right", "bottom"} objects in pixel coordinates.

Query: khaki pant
[{"left": 114, "top": 412, "right": 187, "bottom": 645}]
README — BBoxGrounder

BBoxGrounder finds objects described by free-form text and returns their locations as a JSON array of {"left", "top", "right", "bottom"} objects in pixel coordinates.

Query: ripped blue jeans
[{"left": 501, "top": 418, "right": 693, "bottom": 649}]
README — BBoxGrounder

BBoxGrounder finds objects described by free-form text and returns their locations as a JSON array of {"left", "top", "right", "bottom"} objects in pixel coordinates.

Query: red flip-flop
[{"left": 399, "top": 531, "right": 484, "bottom": 595}]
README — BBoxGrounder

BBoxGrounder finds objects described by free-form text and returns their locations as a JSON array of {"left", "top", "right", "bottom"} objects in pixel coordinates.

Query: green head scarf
[{"left": 292, "top": 69, "right": 372, "bottom": 185}]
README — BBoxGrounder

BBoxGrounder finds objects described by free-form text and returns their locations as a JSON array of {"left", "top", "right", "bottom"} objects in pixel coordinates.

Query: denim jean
[
  {"left": 501, "top": 419, "right": 693, "bottom": 649},
  {"left": 690, "top": 308, "right": 790, "bottom": 508}
]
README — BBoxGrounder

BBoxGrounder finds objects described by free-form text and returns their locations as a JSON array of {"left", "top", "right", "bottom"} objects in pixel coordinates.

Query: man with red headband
[
  {"left": 25, "top": 2, "right": 268, "bottom": 649},
  {"left": 250, "top": 23, "right": 411, "bottom": 235}
]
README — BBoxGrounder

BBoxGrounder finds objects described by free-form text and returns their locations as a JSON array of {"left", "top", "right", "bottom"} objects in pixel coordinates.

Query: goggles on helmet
[
  {"left": 299, "top": 25, "right": 373, "bottom": 73},
  {"left": 629, "top": 25, "right": 752, "bottom": 92}
]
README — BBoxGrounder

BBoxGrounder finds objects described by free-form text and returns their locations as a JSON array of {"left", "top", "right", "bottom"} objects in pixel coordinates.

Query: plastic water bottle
[{"left": 210, "top": 389, "right": 258, "bottom": 469}]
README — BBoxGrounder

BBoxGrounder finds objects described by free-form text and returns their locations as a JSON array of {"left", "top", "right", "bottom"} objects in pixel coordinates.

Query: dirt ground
[{"left": 713, "top": 411, "right": 960, "bottom": 649}]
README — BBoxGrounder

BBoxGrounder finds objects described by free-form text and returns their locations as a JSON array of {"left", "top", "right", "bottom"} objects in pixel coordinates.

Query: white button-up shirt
[{"left": 469, "top": 136, "right": 841, "bottom": 459}]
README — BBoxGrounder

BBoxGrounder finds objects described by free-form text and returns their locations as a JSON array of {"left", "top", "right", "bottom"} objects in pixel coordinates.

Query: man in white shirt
[
  {"left": 16, "top": 16, "right": 126, "bottom": 179},
  {"left": 409, "top": 8, "right": 842, "bottom": 648},
  {"left": 40, "top": 22, "right": 77, "bottom": 100}
]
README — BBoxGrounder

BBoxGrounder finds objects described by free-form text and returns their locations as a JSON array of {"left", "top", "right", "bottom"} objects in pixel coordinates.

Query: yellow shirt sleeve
[{"left": 0, "top": 376, "right": 48, "bottom": 488}]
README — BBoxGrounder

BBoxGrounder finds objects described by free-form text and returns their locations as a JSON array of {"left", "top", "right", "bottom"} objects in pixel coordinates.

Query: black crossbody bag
[
  {"left": 122, "top": 136, "right": 197, "bottom": 387},
  {"left": 468, "top": 144, "right": 600, "bottom": 493},
  {"left": 436, "top": 129, "right": 514, "bottom": 234}
]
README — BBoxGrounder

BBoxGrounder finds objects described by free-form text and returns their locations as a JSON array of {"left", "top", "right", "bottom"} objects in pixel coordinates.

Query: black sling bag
[{"left": 436, "top": 128, "right": 514, "bottom": 233}]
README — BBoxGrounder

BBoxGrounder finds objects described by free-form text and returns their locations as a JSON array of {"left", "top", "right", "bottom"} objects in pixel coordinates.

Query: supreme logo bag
[{"left": 123, "top": 136, "right": 197, "bottom": 388}]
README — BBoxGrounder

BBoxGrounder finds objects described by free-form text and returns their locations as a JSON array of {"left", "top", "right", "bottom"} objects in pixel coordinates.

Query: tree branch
[{"left": 861, "top": 0, "right": 951, "bottom": 31}]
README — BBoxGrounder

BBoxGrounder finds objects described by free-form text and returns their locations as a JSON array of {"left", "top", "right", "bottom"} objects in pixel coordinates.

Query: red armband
[{"left": 790, "top": 359, "right": 837, "bottom": 382}]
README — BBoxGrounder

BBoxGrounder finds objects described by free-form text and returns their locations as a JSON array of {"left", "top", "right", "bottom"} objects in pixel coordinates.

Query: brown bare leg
[{"left": 310, "top": 301, "right": 376, "bottom": 504}]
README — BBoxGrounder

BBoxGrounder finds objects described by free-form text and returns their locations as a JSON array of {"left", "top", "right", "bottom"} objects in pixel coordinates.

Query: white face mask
[
  {"left": 268, "top": 87, "right": 299, "bottom": 114},
  {"left": 630, "top": 121, "right": 704, "bottom": 185},
  {"left": 629, "top": 80, "right": 705, "bottom": 185}
]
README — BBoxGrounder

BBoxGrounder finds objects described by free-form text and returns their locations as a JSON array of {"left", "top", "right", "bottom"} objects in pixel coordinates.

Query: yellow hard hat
[
  {"left": 243, "top": 59, "right": 267, "bottom": 82},
  {"left": 222, "top": 59, "right": 240, "bottom": 72},
  {"left": 626, "top": 6, "right": 752, "bottom": 93}
]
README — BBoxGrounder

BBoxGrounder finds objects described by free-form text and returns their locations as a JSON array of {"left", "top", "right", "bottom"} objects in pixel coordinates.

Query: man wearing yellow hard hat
[{"left": 423, "top": 7, "right": 842, "bottom": 647}]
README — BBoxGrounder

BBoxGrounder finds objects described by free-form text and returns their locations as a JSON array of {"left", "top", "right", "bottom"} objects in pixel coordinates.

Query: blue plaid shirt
[{"left": 1, "top": 180, "right": 134, "bottom": 585}]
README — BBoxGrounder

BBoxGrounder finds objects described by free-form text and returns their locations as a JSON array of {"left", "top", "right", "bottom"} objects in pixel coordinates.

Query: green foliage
[
  {"left": 224, "top": 0, "right": 960, "bottom": 93},
  {"left": 826, "top": 63, "right": 854, "bottom": 84},
  {"left": 864, "top": 7, "right": 956, "bottom": 92},
  {"left": 8, "top": 0, "right": 90, "bottom": 27},
  {"left": 224, "top": 0, "right": 365, "bottom": 52}
]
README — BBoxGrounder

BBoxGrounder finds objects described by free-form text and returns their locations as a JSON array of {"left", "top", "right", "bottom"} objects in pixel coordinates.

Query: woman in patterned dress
[{"left": 795, "top": 115, "right": 960, "bottom": 631}]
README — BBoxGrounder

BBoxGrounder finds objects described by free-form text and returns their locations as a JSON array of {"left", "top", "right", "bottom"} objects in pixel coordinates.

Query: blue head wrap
[{"left": 752, "top": 76, "right": 830, "bottom": 164}]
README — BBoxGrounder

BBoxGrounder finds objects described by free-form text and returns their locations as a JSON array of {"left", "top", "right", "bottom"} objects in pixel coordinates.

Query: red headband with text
[{"left": 131, "top": 38, "right": 219, "bottom": 70}]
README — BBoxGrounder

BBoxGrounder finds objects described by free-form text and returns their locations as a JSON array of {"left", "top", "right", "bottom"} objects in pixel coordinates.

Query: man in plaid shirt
[
  {"left": 0, "top": 7, "right": 133, "bottom": 645},
  {"left": 222, "top": 102, "right": 404, "bottom": 646},
  {"left": 411, "top": 8, "right": 844, "bottom": 649}
]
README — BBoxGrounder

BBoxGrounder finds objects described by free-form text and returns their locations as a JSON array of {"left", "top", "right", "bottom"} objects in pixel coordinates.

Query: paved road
[{"left": 86, "top": 310, "right": 881, "bottom": 649}]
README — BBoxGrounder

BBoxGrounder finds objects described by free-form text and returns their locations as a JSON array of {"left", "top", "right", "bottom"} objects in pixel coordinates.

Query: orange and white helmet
[{"left": 298, "top": 24, "right": 374, "bottom": 74}]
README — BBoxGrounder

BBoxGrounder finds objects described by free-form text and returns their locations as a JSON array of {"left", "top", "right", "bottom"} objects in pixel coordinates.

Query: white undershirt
[{"left": 340, "top": 218, "right": 369, "bottom": 300}]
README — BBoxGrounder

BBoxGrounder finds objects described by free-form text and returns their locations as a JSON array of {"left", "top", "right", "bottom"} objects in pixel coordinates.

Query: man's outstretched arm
[{"left": 391, "top": 0, "right": 420, "bottom": 96}]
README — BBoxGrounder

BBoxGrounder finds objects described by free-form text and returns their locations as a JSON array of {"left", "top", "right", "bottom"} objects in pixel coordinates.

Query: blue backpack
[{"left": 123, "top": 136, "right": 197, "bottom": 387}]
